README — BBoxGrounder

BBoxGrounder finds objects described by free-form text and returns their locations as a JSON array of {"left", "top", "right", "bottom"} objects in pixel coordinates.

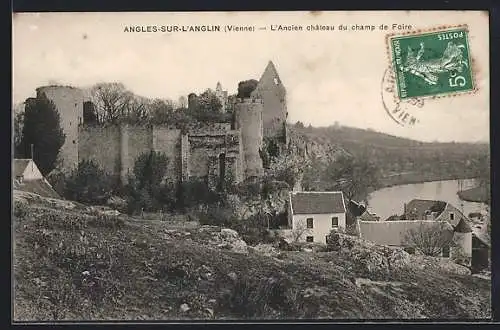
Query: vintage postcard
[{"left": 12, "top": 11, "right": 490, "bottom": 321}]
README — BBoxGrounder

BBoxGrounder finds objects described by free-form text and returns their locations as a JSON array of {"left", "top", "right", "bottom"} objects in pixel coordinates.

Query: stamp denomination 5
[{"left": 387, "top": 26, "right": 474, "bottom": 100}]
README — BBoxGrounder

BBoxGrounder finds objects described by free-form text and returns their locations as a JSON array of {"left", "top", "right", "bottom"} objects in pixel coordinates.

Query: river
[{"left": 367, "top": 179, "right": 488, "bottom": 221}]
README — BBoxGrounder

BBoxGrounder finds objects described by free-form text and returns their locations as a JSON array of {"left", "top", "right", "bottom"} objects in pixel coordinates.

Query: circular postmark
[{"left": 381, "top": 67, "right": 424, "bottom": 127}]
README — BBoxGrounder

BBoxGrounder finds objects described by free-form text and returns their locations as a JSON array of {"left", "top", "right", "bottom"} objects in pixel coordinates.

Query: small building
[
  {"left": 471, "top": 229, "right": 491, "bottom": 272},
  {"left": 357, "top": 217, "right": 472, "bottom": 260},
  {"left": 288, "top": 191, "right": 346, "bottom": 244},
  {"left": 402, "top": 199, "right": 466, "bottom": 226},
  {"left": 13, "top": 159, "right": 43, "bottom": 184},
  {"left": 13, "top": 158, "right": 61, "bottom": 199}
]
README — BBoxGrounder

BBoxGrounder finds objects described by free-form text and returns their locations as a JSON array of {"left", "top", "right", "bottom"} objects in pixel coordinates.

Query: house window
[
  {"left": 72, "top": 140, "right": 76, "bottom": 144},
  {"left": 306, "top": 236, "right": 314, "bottom": 243},
  {"left": 449, "top": 213, "right": 455, "bottom": 221},
  {"left": 306, "top": 217, "right": 314, "bottom": 229},
  {"left": 332, "top": 217, "right": 339, "bottom": 228},
  {"left": 442, "top": 246, "right": 450, "bottom": 258}
]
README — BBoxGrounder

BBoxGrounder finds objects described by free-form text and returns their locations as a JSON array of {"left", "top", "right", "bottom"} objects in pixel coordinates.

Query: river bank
[
  {"left": 457, "top": 185, "right": 490, "bottom": 204},
  {"left": 368, "top": 179, "right": 486, "bottom": 221},
  {"left": 378, "top": 172, "right": 478, "bottom": 190}
]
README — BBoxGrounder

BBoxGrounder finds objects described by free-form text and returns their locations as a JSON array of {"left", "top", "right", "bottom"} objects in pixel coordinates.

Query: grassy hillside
[{"left": 13, "top": 193, "right": 491, "bottom": 321}]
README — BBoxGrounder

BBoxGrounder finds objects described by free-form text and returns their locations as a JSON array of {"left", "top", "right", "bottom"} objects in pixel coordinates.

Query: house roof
[
  {"left": 473, "top": 232, "right": 491, "bottom": 248},
  {"left": 454, "top": 218, "right": 472, "bottom": 233},
  {"left": 347, "top": 199, "right": 366, "bottom": 217},
  {"left": 359, "top": 211, "right": 380, "bottom": 221},
  {"left": 405, "top": 199, "right": 447, "bottom": 218},
  {"left": 386, "top": 215, "right": 401, "bottom": 221},
  {"left": 13, "top": 159, "right": 32, "bottom": 177},
  {"left": 358, "top": 220, "right": 454, "bottom": 246},
  {"left": 14, "top": 178, "right": 61, "bottom": 199},
  {"left": 291, "top": 191, "right": 345, "bottom": 215}
]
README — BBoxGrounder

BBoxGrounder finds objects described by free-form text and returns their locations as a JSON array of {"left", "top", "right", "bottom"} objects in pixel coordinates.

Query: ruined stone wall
[
  {"left": 126, "top": 126, "right": 154, "bottom": 175},
  {"left": 153, "top": 127, "right": 182, "bottom": 182},
  {"left": 234, "top": 98, "right": 264, "bottom": 178},
  {"left": 79, "top": 125, "right": 121, "bottom": 175},
  {"left": 187, "top": 129, "right": 243, "bottom": 185},
  {"left": 256, "top": 89, "right": 287, "bottom": 138},
  {"left": 37, "top": 86, "right": 84, "bottom": 172},
  {"left": 78, "top": 123, "right": 242, "bottom": 185},
  {"left": 250, "top": 61, "right": 288, "bottom": 139}
]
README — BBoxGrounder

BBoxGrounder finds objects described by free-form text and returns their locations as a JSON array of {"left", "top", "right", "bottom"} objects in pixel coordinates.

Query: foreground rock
[
  {"left": 14, "top": 190, "right": 76, "bottom": 210},
  {"left": 326, "top": 232, "right": 470, "bottom": 276},
  {"left": 193, "top": 226, "right": 248, "bottom": 254}
]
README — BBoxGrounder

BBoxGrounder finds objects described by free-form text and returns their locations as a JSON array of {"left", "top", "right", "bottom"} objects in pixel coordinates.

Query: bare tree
[
  {"left": 13, "top": 111, "right": 24, "bottom": 151},
  {"left": 403, "top": 222, "right": 454, "bottom": 257},
  {"left": 291, "top": 219, "right": 309, "bottom": 243},
  {"left": 149, "top": 98, "right": 176, "bottom": 124},
  {"left": 125, "top": 95, "right": 151, "bottom": 124},
  {"left": 90, "top": 82, "right": 134, "bottom": 124}
]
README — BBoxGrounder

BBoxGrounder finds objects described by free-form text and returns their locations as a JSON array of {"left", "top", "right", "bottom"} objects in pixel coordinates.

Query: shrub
[
  {"left": 46, "top": 169, "right": 67, "bottom": 197},
  {"left": 64, "top": 160, "right": 114, "bottom": 205},
  {"left": 217, "top": 274, "right": 300, "bottom": 318},
  {"left": 197, "top": 205, "right": 236, "bottom": 227},
  {"left": 13, "top": 201, "right": 28, "bottom": 219},
  {"left": 230, "top": 213, "right": 276, "bottom": 246},
  {"left": 18, "top": 94, "right": 66, "bottom": 175},
  {"left": 125, "top": 151, "right": 178, "bottom": 214},
  {"left": 178, "top": 178, "right": 221, "bottom": 210},
  {"left": 233, "top": 180, "right": 262, "bottom": 200}
]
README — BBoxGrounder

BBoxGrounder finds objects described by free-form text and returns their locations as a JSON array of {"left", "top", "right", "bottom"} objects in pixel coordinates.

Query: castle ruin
[{"left": 33, "top": 61, "right": 287, "bottom": 187}]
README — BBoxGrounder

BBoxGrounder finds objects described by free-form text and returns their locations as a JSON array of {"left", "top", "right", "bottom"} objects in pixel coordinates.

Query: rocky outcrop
[
  {"left": 326, "top": 232, "right": 470, "bottom": 276},
  {"left": 227, "top": 181, "right": 290, "bottom": 220},
  {"left": 286, "top": 127, "right": 347, "bottom": 163},
  {"left": 195, "top": 226, "right": 248, "bottom": 254}
]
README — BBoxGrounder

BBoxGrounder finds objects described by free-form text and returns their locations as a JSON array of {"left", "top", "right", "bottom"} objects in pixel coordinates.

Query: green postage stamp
[{"left": 388, "top": 26, "right": 474, "bottom": 99}]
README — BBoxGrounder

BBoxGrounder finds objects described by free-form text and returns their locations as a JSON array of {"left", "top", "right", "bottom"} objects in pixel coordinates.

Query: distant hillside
[
  {"left": 291, "top": 124, "right": 488, "bottom": 151},
  {"left": 289, "top": 124, "right": 489, "bottom": 188}
]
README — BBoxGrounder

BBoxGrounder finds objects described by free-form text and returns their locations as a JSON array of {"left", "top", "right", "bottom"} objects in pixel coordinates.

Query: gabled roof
[
  {"left": 13, "top": 159, "right": 32, "bottom": 177},
  {"left": 405, "top": 199, "right": 447, "bottom": 218},
  {"left": 359, "top": 211, "right": 380, "bottom": 221},
  {"left": 290, "top": 191, "right": 345, "bottom": 215},
  {"left": 358, "top": 220, "right": 454, "bottom": 246},
  {"left": 251, "top": 60, "right": 286, "bottom": 97},
  {"left": 260, "top": 61, "right": 281, "bottom": 83},
  {"left": 386, "top": 215, "right": 401, "bottom": 221},
  {"left": 454, "top": 218, "right": 472, "bottom": 233},
  {"left": 473, "top": 232, "right": 490, "bottom": 248},
  {"left": 347, "top": 199, "right": 366, "bottom": 217}
]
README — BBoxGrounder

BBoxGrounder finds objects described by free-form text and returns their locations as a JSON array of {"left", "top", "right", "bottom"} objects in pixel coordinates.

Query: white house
[
  {"left": 287, "top": 191, "right": 347, "bottom": 244},
  {"left": 13, "top": 159, "right": 43, "bottom": 183}
]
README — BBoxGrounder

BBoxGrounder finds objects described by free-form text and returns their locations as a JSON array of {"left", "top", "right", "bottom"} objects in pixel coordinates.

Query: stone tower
[
  {"left": 234, "top": 97, "right": 264, "bottom": 178},
  {"left": 215, "top": 82, "right": 228, "bottom": 113},
  {"left": 251, "top": 61, "right": 288, "bottom": 139},
  {"left": 36, "top": 86, "right": 84, "bottom": 173}
]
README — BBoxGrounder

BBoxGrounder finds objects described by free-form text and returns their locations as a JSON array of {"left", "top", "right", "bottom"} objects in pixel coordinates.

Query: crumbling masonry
[{"left": 34, "top": 61, "right": 288, "bottom": 187}]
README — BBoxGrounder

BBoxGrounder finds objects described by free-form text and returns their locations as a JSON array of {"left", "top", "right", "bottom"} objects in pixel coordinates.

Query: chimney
[
  {"left": 403, "top": 203, "right": 407, "bottom": 215},
  {"left": 30, "top": 144, "right": 34, "bottom": 171}
]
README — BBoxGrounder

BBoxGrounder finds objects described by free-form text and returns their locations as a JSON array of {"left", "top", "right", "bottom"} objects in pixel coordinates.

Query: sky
[{"left": 12, "top": 11, "right": 489, "bottom": 143}]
